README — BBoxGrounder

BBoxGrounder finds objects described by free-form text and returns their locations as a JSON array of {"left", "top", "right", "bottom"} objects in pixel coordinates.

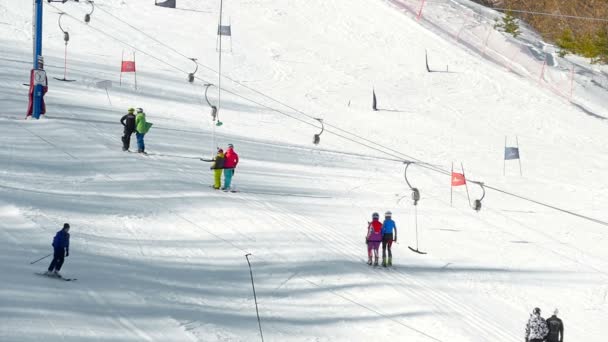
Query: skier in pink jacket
[{"left": 366, "top": 213, "right": 383, "bottom": 266}]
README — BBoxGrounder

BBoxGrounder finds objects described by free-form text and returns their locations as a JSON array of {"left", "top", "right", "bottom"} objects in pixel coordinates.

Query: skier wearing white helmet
[{"left": 381, "top": 211, "right": 397, "bottom": 267}]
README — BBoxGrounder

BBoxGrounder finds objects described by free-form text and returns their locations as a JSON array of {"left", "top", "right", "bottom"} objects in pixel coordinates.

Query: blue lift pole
[{"left": 32, "top": 0, "right": 44, "bottom": 119}]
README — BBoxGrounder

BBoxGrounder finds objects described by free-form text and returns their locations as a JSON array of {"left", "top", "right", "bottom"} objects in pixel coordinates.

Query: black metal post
[{"left": 245, "top": 253, "right": 264, "bottom": 342}]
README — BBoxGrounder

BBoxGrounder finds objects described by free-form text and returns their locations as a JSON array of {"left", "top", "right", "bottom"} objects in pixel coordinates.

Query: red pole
[
  {"left": 538, "top": 58, "right": 546, "bottom": 83},
  {"left": 456, "top": 22, "right": 466, "bottom": 42},
  {"left": 569, "top": 66, "right": 575, "bottom": 101},
  {"left": 133, "top": 51, "right": 137, "bottom": 90},
  {"left": 506, "top": 50, "right": 518, "bottom": 72},
  {"left": 482, "top": 28, "right": 492, "bottom": 55},
  {"left": 120, "top": 50, "right": 124, "bottom": 86},
  {"left": 416, "top": 0, "right": 426, "bottom": 21},
  {"left": 450, "top": 162, "right": 454, "bottom": 207}
]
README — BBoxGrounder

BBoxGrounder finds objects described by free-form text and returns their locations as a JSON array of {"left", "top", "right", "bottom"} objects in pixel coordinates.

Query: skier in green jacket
[{"left": 135, "top": 108, "right": 152, "bottom": 154}]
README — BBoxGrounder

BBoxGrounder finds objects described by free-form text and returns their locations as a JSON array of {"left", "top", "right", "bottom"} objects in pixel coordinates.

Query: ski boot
[
  {"left": 388, "top": 257, "right": 392, "bottom": 267},
  {"left": 367, "top": 256, "right": 373, "bottom": 265},
  {"left": 373, "top": 257, "right": 379, "bottom": 266},
  {"left": 382, "top": 257, "right": 387, "bottom": 267},
  {"left": 53, "top": 271, "right": 62, "bottom": 278},
  {"left": 44, "top": 270, "right": 54, "bottom": 276}
]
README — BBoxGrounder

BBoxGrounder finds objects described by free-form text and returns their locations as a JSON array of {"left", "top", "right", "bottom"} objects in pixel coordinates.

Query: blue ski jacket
[
  {"left": 381, "top": 219, "right": 396, "bottom": 235},
  {"left": 52, "top": 230, "right": 70, "bottom": 251}
]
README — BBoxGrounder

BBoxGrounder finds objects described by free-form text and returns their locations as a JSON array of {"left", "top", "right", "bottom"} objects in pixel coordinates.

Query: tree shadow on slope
[{"left": 0, "top": 238, "right": 435, "bottom": 341}]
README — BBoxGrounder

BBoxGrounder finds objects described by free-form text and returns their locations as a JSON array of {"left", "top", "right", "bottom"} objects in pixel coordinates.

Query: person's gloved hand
[
  {"left": 65, "top": 250, "right": 69, "bottom": 257},
  {"left": 365, "top": 239, "right": 368, "bottom": 244}
]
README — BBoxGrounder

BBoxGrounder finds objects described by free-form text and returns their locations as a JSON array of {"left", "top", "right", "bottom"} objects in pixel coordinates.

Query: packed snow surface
[{"left": 1, "top": 0, "right": 607, "bottom": 341}]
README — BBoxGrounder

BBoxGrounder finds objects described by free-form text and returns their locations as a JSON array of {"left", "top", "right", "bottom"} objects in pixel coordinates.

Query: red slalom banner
[
  {"left": 121, "top": 61, "right": 136, "bottom": 73},
  {"left": 451, "top": 172, "right": 466, "bottom": 186}
]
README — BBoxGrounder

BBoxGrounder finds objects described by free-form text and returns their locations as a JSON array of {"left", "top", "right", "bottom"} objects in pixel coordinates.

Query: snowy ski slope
[{"left": 1, "top": 0, "right": 607, "bottom": 341}]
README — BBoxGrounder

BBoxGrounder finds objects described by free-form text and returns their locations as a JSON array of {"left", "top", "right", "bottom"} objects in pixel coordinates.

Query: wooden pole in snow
[
  {"left": 462, "top": 162, "right": 472, "bottom": 208},
  {"left": 516, "top": 136, "right": 523, "bottom": 176},
  {"left": 450, "top": 162, "right": 454, "bottom": 207}
]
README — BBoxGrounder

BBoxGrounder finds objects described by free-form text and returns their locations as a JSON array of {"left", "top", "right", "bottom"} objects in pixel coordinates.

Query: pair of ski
[
  {"left": 364, "top": 259, "right": 394, "bottom": 268},
  {"left": 209, "top": 185, "right": 238, "bottom": 193},
  {"left": 126, "top": 150, "right": 148, "bottom": 155},
  {"left": 35, "top": 272, "right": 77, "bottom": 281}
]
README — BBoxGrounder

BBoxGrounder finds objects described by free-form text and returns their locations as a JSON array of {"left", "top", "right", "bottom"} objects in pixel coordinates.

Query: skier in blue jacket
[
  {"left": 381, "top": 211, "right": 397, "bottom": 267},
  {"left": 45, "top": 223, "right": 70, "bottom": 277}
]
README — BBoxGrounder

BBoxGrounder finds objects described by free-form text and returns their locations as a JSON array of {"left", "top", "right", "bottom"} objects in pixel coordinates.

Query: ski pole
[{"left": 30, "top": 253, "right": 52, "bottom": 265}]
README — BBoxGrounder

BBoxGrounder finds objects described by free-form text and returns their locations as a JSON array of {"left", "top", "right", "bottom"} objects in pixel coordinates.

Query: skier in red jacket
[
  {"left": 366, "top": 213, "right": 383, "bottom": 266},
  {"left": 222, "top": 143, "right": 239, "bottom": 190}
]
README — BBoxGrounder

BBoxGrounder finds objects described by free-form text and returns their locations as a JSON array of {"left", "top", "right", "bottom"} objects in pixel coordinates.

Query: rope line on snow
[{"left": 47, "top": 3, "right": 608, "bottom": 229}]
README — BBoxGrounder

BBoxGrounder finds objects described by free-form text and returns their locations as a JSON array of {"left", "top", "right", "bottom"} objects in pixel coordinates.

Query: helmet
[
  {"left": 372, "top": 212, "right": 379, "bottom": 219},
  {"left": 128, "top": 108, "right": 135, "bottom": 113},
  {"left": 385, "top": 211, "right": 392, "bottom": 217},
  {"left": 136, "top": 107, "right": 144, "bottom": 113},
  {"left": 533, "top": 307, "right": 541, "bottom": 315},
  {"left": 227, "top": 143, "right": 234, "bottom": 148},
  {"left": 217, "top": 148, "right": 223, "bottom": 153}
]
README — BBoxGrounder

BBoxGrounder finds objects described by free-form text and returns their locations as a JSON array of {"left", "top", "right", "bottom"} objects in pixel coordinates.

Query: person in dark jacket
[
  {"left": 546, "top": 309, "right": 564, "bottom": 342},
  {"left": 45, "top": 223, "right": 70, "bottom": 278},
  {"left": 120, "top": 108, "right": 136, "bottom": 151},
  {"left": 210, "top": 148, "right": 225, "bottom": 190}
]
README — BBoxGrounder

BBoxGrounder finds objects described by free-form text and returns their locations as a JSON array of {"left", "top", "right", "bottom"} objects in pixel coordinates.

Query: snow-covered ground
[{"left": 1, "top": 0, "right": 607, "bottom": 341}]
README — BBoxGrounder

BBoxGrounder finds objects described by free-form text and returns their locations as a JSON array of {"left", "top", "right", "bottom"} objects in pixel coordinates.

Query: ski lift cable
[
  {"left": 87, "top": 5, "right": 459, "bottom": 168},
  {"left": 84, "top": 2, "right": 443, "bottom": 164},
  {"left": 94, "top": 4, "right": 203, "bottom": 69},
  {"left": 47, "top": 4, "right": 198, "bottom": 76},
  {"left": 81, "top": 3, "right": 602, "bottom": 182},
  {"left": 49, "top": 3, "right": 608, "bottom": 228},
  {"left": 88, "top": 2, "right": 425, "bottom": 159},
  {"left": 57, "top": 9, "right": 325, "bottom": 135},
  {"left": 64, "top": 4, "right": 321, "bottom": 131}
]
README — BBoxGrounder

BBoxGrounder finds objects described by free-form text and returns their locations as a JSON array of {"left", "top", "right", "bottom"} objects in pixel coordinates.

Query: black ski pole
[
  {"left": 30, "top": 253, "right": 52, "bottom": 265},
  {"left": 245, "top": 253, "right": 264, "bottom": 342}
]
